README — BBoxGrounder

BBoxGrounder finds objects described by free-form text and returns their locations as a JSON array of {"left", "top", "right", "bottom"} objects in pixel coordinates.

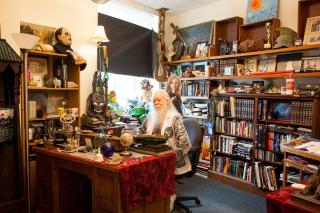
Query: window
[{"left": 108, "top": 73, "right": 159, "bottom": 109}]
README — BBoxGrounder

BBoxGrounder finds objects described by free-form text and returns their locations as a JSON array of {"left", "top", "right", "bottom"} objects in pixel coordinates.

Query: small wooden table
[
  {"left": 33, "top": 147, "right": 175, "bottom": 213},
  {"left": 281, "top": 145, "right": 320, "bottom": 187}
]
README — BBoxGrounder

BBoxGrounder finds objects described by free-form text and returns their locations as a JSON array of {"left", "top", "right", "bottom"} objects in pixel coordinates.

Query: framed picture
[
  {"left": 246, "top": 0, "right": 279, "bottom": 24},
  {"left": 276, "top": 60, "right": 301, "bottom": 71},
  {"left": 20, "top": 21, "right": 56, "bottom": 48},
  {"left": 258, "top": 59, "right": 276, "bottom": 72},
  {"left": 271, "top": 102, "right": 291, "bottom": 121},
  {"left": 28, "top": 57, "right": 48, "bottom": 76},
  {"left": 244, "top": 58, "right": 258, "bottom": 75},
  {"left": 303, "top": 16, "right": 320, "bottom": 45},
  {"left": 177, "top": 21, "right": 215, "bottom": 59},
  {"left": 302, "top": 57, "right": 320, "bottom": 71},
  {"left": 195, "top": 42, "right": 208, "bottom": 58}
]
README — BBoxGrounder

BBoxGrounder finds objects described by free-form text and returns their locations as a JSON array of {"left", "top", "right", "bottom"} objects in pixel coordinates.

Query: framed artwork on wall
[
  {"left": 20, "top": 21, "right": 56, "bottom": 51},
  {"left": 303, "top": 16, "right": 320, "bottom": 45},
  {"left": 178, "top": 21, "right": 215, "bottom": 58},
  {"left": 246, "top": 0, "right": 279, "bottom": 24}
]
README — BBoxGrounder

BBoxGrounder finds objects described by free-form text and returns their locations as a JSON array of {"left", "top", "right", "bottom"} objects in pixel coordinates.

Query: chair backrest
[{"left": 182, "top": 118, "right": 203, "bottom": 177}]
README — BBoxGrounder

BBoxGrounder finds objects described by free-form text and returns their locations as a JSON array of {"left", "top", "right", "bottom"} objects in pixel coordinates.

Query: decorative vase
[{"left": 101, "top": 142, "right": 114, "bottom": 158}]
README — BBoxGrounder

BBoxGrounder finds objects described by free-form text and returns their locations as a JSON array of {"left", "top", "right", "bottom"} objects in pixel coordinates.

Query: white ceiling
[{"left": 131, "top": 0, "right": 223, "bottom": 15}]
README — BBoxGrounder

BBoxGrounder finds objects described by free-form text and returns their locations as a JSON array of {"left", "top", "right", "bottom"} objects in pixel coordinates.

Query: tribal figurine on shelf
[{"left": 53, "top": 27, "right": 87, "bottom": 70}]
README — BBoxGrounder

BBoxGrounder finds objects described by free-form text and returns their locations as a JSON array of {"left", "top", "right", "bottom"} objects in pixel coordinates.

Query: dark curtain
[{"left": 98, "top": 13, "right": 156, "bottom": 78}]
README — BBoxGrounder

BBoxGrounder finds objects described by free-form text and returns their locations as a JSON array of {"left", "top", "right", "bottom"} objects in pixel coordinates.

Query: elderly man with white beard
[{"left": 139, "top": 89, "right": 192, "bottom": 211}]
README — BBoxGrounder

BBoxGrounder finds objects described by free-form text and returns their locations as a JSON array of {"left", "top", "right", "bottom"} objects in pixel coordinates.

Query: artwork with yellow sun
[{"left": 246, "top": 0, "right": 279, "bottom": 24}]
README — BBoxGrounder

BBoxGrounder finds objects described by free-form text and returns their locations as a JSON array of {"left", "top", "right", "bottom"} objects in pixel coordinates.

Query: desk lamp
[{"left": 11, "top": 32, "right": 39, "bottom": 213}]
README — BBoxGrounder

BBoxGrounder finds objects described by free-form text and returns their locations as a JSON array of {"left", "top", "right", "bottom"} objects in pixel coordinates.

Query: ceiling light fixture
[{"left": 91, "top": 0, "right": 109, "bottom": 4}]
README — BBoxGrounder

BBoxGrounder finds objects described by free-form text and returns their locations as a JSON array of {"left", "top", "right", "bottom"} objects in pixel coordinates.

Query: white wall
[
  {"left": 165, "top": 0, "right": 299, "bottom": 44},
  {"left": 0, "top": 0, "right": 98, "bottom": 114}
]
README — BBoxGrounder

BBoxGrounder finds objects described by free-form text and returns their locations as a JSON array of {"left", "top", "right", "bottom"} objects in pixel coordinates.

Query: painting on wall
[
  {"left": 177, "top": 21, "right": 215, "bottom": 59},
  {"left": 20, "top": 21, "right": 56, "bottom": 52},
  {"left": 246, "top": 0, "right": 279, "bottom": 24}
]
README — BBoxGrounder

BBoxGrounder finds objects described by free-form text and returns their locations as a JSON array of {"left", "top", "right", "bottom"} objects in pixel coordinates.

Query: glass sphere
[{"left": 101, "top": 142, "right": 114, "bottom": 157}]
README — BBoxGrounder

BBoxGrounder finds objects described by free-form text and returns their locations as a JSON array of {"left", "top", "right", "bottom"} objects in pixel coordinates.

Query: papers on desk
[
  {"left": 284, "top": 137, "right": 320, "bottom": 154},
  {"left": 295, "top": 142, "right": 320, "bottom": 154}
]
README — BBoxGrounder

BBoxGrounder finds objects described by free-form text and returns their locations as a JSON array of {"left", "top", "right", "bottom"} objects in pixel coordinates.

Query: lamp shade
[
  {"left": 11, "top": 33, "right": 39, "bottom": 50},
  {"left": 91, "top": 25, "right": 110, "bottom": 42}
]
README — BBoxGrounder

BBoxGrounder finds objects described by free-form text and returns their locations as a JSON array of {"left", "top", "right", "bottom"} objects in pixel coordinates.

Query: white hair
[
  {"left": 147, "top": 90, "right": 180, "bottom": 132},
  {"left": 152, "top": 89, "right": 178, "bottom": 114}
]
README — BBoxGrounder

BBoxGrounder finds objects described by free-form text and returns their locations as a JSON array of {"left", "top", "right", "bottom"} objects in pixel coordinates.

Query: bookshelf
[
  {"left": 27, "top": 50, "right": 81, "bottom": 126},
  {"left": 165, "top": 39, "right": 320, "bottom": 196}
]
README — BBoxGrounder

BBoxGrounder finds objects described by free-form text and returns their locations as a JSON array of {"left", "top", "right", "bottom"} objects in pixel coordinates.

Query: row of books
[
  {"left": 254, "top": 162, "right": 278, "bottom": 191},
  {"left": 181, "top": 81, "right": 209, "bottom": 97},
  {"left": 196, "top": 160, "right": 210, "bottom": 178},
  {"left": 257, "top": 100, "right": 313, "bottom": 125},
  {"left": 213, "top": 135, "right": 252, "bottom": 159},
  {"left": 291, "top": 101, "right": 313, "bottom": 125},
  {"left": 215, "top": 117, "right": 254, "bottom": 138},
  {"left": 254, "top": 149, "right": 283, "bottom": 163},
  {"left": 212, "top": 156, "right": 254, "bottom": 182},
  {"left": 212, "top": 156, "right": 279, "bottom": 191},
  {"left": 216, "top": 98, "right": 254, "bottom": 120},
  {"left": 257, "top": 100, "right": 268, "bottom": 121},
  {"left": 255, "top": 125, "right": 295, "bottom": 152}
]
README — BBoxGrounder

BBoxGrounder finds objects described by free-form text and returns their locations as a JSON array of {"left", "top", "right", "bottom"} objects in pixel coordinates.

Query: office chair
[{"left": 174, "top": 118, "right": 203, "bottom": 213}]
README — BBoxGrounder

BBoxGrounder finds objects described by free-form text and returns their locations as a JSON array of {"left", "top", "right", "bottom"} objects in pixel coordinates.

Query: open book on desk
[{"left": 283, "top": 137, "right": 320, "bottom": 154}]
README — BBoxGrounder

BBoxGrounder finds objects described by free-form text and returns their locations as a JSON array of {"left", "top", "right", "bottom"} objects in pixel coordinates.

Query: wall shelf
[
  {"left": 28, "top": 87, "right": 79, "bottom": 91},
  {"left": 181, "top": 96, "right": 209, "bottom": 100},
  {"left": 183, "top": 114, "right": 208, "bottom": 119},
  {"left": 29, "top": 50, "right": 67, "bottom": 57},
  {"left": 164, "top": 44, "right": 320, "bottom": 65}
]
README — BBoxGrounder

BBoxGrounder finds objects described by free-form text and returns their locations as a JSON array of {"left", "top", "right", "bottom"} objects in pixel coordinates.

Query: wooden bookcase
[
  {"left": 26, "top": 51, "right": 81, "bottom": 206},
  {"left": 298, "top": 0, "right": 320, "bottom": 40},
  {"left": 213, "top": 16, "right": 243, "bottom": 56},
  {"left": 164, "top": 44, "right": 320, "bottom": 195},
  {"left": 239, "top": 18, "right": 280, "bottom": 49},
  {"left": 27, "top": 50, "right": 81, "bottom": 126}
]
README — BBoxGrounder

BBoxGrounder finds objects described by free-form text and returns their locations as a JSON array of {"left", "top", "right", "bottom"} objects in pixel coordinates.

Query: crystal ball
[{"left": 101, "top": 142, "right": 114, "bottom": 158}]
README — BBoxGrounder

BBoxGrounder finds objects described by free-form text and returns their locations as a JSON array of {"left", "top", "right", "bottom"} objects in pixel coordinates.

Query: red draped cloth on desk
[
  {"left": 115, "top": 154, "right": 176, "bottom": 211},
  {"left": 266, "top": 186, "right": 315, "bottom": 213},
  {"left": 37, "top": 147, "right": 176, "bottom": 212}
]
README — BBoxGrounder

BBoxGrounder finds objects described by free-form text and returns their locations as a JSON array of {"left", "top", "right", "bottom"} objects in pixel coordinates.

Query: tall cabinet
[{"left": 0, "top": 39, "right": 26, "bottom": 212}]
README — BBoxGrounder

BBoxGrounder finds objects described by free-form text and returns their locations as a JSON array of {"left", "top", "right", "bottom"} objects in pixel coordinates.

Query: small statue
[
  {"left": 53, "top": 27, "right": 87, "bottom": 70},
  {"left": 140, "top": 79, "right": 153, "bottom": 103},
  {"left": 302, "top": 173, "right": 320, "bottom": 196},
  {"left": 165, "top": 44, "right": 176, "bottom": 62},
  {"left": 264, "top": 22, "right": 272, "bottom": 49},
  {"left": 86, "top": 92, "right": 106, "bottom": 121},
  {"left": 239, "top": 39, "right": 264, "bottom": 53},
  {"left": 53, "top": 78, "right": 61, "bottom": 88}
]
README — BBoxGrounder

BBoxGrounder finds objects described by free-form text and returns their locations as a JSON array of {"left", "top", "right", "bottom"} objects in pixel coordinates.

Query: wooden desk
[
  {"left": 33, "top": 147, "right": 175, "bottom": 213},
  {"left": 282, "top": 145, "right": 320, "bottom": 187}
]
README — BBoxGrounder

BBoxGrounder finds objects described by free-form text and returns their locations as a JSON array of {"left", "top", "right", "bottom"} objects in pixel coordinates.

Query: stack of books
[{"left": 133, "top": 134, "right": 172, "bottom": 156}]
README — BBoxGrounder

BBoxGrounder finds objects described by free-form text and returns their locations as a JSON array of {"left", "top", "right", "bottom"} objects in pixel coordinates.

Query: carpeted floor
[{"left": 173, "top": 175, "right": 267, "bottom": 213}]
